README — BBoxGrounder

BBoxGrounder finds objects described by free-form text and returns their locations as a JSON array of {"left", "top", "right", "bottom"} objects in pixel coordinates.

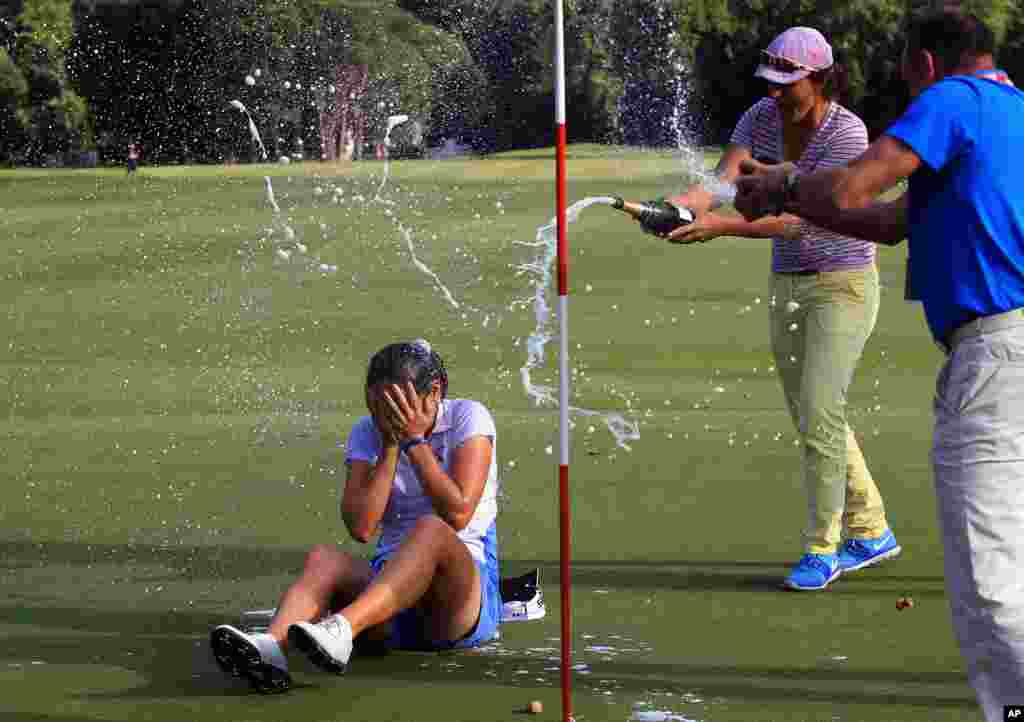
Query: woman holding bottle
[{"left": 661, "top": 27, "right": 900, "bottom": 591}]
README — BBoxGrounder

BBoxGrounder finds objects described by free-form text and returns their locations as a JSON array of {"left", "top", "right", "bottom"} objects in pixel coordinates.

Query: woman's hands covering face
[
  {"left": 366, "top": 384, "right": 402, "bottom": 444},
  {"left": 382, "top": 381, "right": 438, "bottom": 440}
]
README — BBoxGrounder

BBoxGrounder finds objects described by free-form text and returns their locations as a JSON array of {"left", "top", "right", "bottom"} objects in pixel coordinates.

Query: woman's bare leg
[
  {"left": 340, "top": 515, "right": 481, "bottom": 642},
  {"left": 267, "top": 544, "right": 372, "bottom": 647}
]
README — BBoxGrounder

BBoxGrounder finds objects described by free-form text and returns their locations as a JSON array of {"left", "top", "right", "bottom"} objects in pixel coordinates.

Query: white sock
[
  {"left": 327, "top": 613, "right": 353, "bottom": 636},
  {"left": 252, "top": 632, "right": 288, "bottom": 671},
  {"left": 328, "top": 612, "right": 351, "bottom": 628}
]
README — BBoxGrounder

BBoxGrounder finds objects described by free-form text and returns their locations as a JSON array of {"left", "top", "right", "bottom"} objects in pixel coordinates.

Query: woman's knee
[
  {"left": 404, "top": 516, "right": 465, "bottom": 563},
  {"left": 410, "top": 514, "right": 454, "bottom": 542},
  {"left": 303, "top": 544, "right": 351, "bottom": 579}
]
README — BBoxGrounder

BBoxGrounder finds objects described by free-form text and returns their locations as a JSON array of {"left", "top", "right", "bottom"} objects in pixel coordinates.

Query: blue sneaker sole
[
  {"left": 839, "top": 544, "right": 902, "bottom": 573},
  {"left": 782, "top": 567, "right": 842, "bottom": 591}
]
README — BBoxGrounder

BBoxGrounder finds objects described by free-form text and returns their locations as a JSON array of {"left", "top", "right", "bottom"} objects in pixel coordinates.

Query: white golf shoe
[
  {"left": 210, "top": 624, "right": 291, "bottom": 694},
  {"left": 288, "top": 613, "right": 353, "bottom": 675}
]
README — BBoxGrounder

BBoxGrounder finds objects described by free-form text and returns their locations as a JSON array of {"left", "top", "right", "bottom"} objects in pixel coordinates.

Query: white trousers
[{"left": 933, "top": 319, "right": 1024, "bottom": 721}]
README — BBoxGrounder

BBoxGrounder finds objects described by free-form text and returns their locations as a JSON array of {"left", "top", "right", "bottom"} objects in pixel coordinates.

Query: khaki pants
[
  {"left": 770, "top": 266, "right": 889, "bottom": 554},
  {"left": 933, "top": 317, "right": 1024, "bottom": 721}
]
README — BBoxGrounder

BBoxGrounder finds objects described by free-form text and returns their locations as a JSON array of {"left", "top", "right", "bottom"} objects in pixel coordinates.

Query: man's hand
[
  {"left": 735, "top": 159, "right": 796, "bottom": 221},
  {"left": 665, "top": 211, "right": 731, "bottom": 244}
]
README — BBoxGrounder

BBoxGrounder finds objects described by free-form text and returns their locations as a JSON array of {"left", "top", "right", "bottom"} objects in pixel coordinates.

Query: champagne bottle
[{"left": 611, "top": 197, "right": 695, "bottom": 236}]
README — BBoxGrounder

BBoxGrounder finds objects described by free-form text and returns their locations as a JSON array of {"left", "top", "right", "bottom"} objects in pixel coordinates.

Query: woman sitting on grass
[{"left": 210, "top": 339, "right": 502, "bottom": 693}]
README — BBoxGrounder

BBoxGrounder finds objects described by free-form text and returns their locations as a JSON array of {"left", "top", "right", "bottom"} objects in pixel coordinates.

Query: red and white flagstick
[{"left": 553, "top": 1, "right": 573, "bottom": 721}]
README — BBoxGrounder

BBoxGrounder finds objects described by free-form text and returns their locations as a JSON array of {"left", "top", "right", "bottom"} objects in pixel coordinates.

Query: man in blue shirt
[{"left": 734, "top": 10, "right": 1024, "bottom": 720}]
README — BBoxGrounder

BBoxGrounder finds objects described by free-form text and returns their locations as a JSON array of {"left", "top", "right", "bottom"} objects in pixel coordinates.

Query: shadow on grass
[
  {"left": 0, "top": 538, "right": 308, "bottom": 582},
  {"left": 81, "top": 656, "right": 976, "bottom": 712},
  {"left": 523, "top": 559, "right": 947, "bottom": 599},
  {"left": 0, "top": 540, "right": 947, "bottom": 599},
  {"left": 0, "top": 714, "right": 127, "bottom": 722},
  {"left": 0, "top": 602, "right": 973, "bottom": 710},
  {"left": 1, "top": 540, "right": 964, "bottom": 714}
]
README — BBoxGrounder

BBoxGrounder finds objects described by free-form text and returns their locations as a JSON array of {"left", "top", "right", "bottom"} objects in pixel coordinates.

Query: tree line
[{"left": 0, "top": 0, "right": 1019, "bottom": 166}]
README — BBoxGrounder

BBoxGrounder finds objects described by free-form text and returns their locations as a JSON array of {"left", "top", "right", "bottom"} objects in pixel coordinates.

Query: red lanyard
[{"left": 974, "top": 69, "right": 1015, "bottom": 87}]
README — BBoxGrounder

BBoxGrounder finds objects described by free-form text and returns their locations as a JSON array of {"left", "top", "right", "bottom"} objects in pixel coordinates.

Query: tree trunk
[{"left": 319, "top": 65, "right": 369, "bottom": 162}]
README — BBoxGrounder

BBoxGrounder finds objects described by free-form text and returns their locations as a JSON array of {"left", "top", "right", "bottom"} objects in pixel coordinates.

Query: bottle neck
[{"left": 615, "top": 200, "right": 653, "bottom": 219}]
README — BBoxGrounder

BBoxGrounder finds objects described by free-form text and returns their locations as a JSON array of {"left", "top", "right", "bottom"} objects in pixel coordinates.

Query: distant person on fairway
[
  {"left": 210, "top": 340, "right": 502, "bottom": 693},
  {"left": 126, "top": 142, "right": 139, "bottom": 175},
  {"left": 734, "top": 11, "right": 1024, "bottom": 718},
  {"left": 664, "top": 26, "right": 900, "bottom": 591}
]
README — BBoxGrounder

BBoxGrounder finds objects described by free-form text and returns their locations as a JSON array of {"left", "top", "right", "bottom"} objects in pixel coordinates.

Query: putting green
[{"left": 0, "top": 149, "right": 975, "bottom": 721}]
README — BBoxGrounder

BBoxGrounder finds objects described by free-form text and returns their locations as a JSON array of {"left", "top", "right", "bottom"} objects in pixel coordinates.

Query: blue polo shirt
[{"left": 886, "top": 74, "right": 1024, "bottom": 342}]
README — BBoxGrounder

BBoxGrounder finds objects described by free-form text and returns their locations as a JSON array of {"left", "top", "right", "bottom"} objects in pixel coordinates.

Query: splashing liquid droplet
[{"left": 519, "top": 197, "right": 640, "bottom": 450}]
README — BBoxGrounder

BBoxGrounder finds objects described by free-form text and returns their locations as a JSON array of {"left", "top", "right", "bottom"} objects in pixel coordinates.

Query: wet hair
[
  {"left": 366, "top": 339, "right": 448, "bottom": 398},
  {"left": 905, "top": 10, "right": 995, "bottom": 73},
  {"left": 810, "top": 62, "right": 848, "bottom": 103}
]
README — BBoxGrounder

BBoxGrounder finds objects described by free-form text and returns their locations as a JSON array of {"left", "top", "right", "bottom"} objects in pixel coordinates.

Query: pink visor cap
[{"left": 754, "top": 27, "right": 834, "bottom": 84}]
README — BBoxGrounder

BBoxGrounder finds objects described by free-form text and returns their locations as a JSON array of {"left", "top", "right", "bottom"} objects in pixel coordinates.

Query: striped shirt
[{"left": 730, "top": 98, "right": 874, "bottom": 272}]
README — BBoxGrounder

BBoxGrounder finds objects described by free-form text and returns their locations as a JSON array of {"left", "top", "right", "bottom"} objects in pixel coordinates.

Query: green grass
[{"left": 0, "top": 149, "right": 974, "bottom": 722}]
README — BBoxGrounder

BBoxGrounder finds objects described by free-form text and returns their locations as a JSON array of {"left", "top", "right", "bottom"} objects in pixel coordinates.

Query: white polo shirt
[{"left": 344, "top": 398, "right": 499, "bottom": 563}]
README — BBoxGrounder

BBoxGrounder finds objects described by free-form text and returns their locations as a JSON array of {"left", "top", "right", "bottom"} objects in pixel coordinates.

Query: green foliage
[
  {"left": 348, "top": 4, "right": 471, "bottom": 124},
  {"left": 689, "top": 0, "right": 909, "bottom": 141},
  {"left": 806, "top": 1, "right": 908, "bottom": 132},
  {"left": 564, "top": 1, "right": 620, "bottom": 142},
  {"left": 49, "top": 84, "right": 87, "bottom": 131},
  {"left": 232, "top": 0, "right": 471, "bottom": 127},
  {"left": 933, "top": 0, "right": 1013, "bottom": 43},
  {"left": 17, "top": 0, "right": 73, "bottom": 50},
  {"left": 68, "top": 0, "right": 473, "bottom": 162},
  {"left": 0, "top": 45, "right": 27, "bottom": 98},
  {"left": 0, "top": 46, "right": 29, "bottom": 161},
  {"left": 999, "top": 1, "right": 1024, "bottom": 83},
  {"left": 1, "top": 0, "right": 93, "bottom": 162},
  {"left": 6, "top": 0, "right": 1023, "bottom": 162},
  {"left": 605, "top": 1, "right": 697, "bottom": 145}
]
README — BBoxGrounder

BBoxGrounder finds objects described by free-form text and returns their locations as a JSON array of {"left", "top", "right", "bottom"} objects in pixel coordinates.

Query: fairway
[{"left": 0, "top": 148, "right": 976, "bottom": 722}]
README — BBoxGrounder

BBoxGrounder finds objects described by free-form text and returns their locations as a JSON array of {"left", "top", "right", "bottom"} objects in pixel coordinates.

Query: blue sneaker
[
  {"left": 838, "top": 529, "right": 901, "bottom": 572},
  {"left": 784, "top": 553, "right": 841, "bottom": 591}
]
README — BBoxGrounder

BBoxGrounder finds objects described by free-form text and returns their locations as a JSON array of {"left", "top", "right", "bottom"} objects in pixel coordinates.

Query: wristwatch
[
  {"left": 775, "top": 169, "right": 801, "bottom": 216},
  {"left": 400, "top": 436, "right": 427, "bottom": 454}
]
